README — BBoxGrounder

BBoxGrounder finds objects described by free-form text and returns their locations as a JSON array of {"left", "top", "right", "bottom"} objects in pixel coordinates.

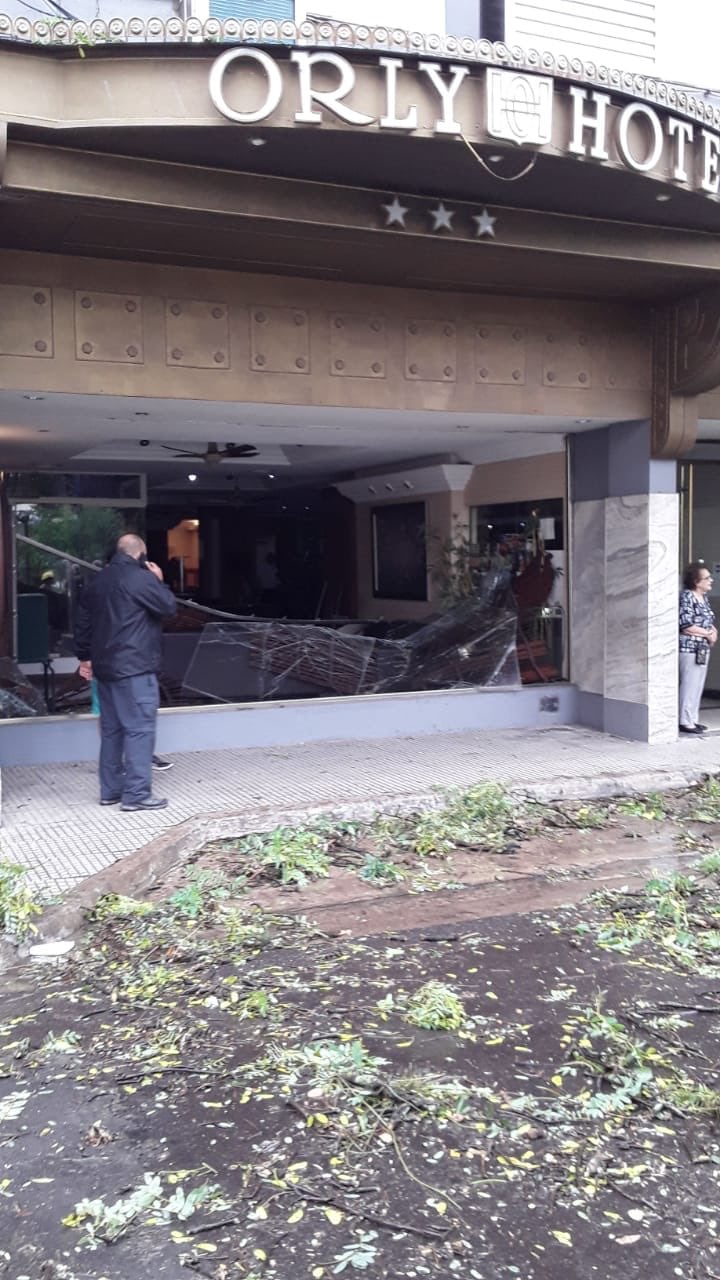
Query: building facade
[{"left": 1, "top": 9, "right": 720, "bottom": 762}]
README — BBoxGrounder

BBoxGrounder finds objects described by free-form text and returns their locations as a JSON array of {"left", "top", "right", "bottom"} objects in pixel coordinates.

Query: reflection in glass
[
  {"left": 14, "top": 503, "right": 145, "bottom": 658},
  {"left": 470, "top": 498, "right": 566, "bottom": 683}
]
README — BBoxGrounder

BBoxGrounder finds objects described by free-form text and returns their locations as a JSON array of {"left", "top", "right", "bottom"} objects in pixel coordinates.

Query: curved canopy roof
[{"left": 0, "top": 15, "right": 719, "bottom": 299}]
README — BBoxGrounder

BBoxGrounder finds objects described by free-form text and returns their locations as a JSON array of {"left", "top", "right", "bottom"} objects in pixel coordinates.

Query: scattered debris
[
  {"left": 0, "top": 862, "right": 41, "bottom": 940},
  {"left": 28, "top": 940, "right": 75, "bottom": 964},
  {"left": 2, "top": 781, "right": 720, "bottom": 1276}
]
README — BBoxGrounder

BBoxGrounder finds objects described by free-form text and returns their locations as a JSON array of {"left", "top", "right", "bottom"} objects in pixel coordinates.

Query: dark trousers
[{"left": 96, "top": 673, "right": 159, "bottom": 804}]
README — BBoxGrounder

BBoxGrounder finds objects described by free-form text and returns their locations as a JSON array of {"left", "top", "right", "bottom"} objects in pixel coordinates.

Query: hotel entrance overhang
[{"left": 2, "top": 14, "right": 720, "bottom": 760}]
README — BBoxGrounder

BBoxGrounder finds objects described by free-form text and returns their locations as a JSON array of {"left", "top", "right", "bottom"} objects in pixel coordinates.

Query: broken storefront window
[{"left": 180, "top": 597, "right": 521, "bottom": 703}]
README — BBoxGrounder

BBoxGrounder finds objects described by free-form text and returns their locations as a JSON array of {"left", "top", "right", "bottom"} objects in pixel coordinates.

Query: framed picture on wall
[{"left": 372, "top": 501, "right": 428, "bottom": 601}]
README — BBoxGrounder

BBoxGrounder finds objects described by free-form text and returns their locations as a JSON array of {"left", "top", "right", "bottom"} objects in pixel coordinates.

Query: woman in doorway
[{"left": 679, "top": 562, "right": 717, "bottom": 735}]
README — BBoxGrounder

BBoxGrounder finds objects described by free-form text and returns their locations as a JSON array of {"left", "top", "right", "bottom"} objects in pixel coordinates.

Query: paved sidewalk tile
[{"left": 3, "top": 725, "right": 720, "bottom": 895}]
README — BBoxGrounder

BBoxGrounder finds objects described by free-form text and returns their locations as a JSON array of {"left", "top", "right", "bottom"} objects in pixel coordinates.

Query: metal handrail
[
  {"left": 16, "top": 533, "right": 101, "bottom": 574},
  {"left": 15, "top": 533, "right": 250, "bottom": 622}
]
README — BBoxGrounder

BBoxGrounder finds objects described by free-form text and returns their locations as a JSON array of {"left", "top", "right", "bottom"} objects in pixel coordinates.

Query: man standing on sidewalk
[{"left": 75, "top": 533, "right": 176, "bottom": 811}]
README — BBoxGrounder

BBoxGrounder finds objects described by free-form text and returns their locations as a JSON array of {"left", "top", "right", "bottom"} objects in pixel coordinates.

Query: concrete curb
[
  {"left": 518, "top": 766, "right": 708, "bottom": 803},
  {"left": 0, "top": 937, "right": 18, "bottom": 971},
  {"left": 30, "top": 760, "right": 713, "bottom": 943}
]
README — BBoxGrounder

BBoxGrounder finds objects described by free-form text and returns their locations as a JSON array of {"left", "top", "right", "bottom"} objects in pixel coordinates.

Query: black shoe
[
  {"left": 679, "top": 725, "right": 704, "bottom": 735},
  {"left": 120, "top": 796, "right": 169, "bottom": 812},
  {"left": 696, "top": 723, "right": 708, "bottom": 732},
  {"left": 152, "top": 755, "right": 173, "bottom": 770},
  {"left": 100, "top": 797, "right": 121, "bottom": 806}
]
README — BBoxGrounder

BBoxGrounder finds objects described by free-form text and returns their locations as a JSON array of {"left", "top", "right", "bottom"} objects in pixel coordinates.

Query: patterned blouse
[{"left": 679, "top": 589, "right": 715, "bottom": 654}]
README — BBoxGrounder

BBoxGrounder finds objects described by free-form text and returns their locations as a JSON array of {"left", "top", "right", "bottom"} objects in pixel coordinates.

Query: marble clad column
[
  {"left": 646, "top": 493, "right": 681, "bottom": 740},
  {"left": 570, "top": 422, "right": 678, "bottom": 743},
  {"left": 570, "top": 499, "right": 605, "bottom": 697}
]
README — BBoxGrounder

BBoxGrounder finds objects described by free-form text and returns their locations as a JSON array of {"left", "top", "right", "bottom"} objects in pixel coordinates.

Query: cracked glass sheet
[
  {"left": 0, "top": 657, "right": 46, "bottom": 718},
  {"left": 181, "top": 599, "right": 519, "bottom": 703},
  {"left": 182, "top": 621, "right": 409, "bottom": 702},
  {"left": 384, "top": 598, "right": 520, "bottom": 692}
]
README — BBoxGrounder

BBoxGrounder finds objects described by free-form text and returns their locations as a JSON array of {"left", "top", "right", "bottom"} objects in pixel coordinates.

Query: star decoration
[
  {"left": 473, "top": 208, "right": 497, "bottom": 238},
  {"left": 429, "top": 202, "right": 455, "bottom": 232},
  {"left": 381, "top": 196, "right": 409, "bottom": 228}
]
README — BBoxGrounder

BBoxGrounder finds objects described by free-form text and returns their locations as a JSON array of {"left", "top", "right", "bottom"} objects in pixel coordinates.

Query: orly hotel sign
[{"left": 209, "top": 48, "right": 720, "bottom": 197}]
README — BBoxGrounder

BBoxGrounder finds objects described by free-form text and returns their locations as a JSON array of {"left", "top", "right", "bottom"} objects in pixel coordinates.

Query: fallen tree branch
[
  {"left": 653, "top": 1001, "right": 720, "bottom": 1014},
  {"left": 185, "top": 1216, "right": 239, "bottom": 1236},
  {"left": 116, "top": 1065, "right": 225, "bottom": 1084},
  {"left": 390, "top": 1129, "right": 465, "bottom": 1215},
  {"left": 607, "top": 1178, "right": 658, "bottom": 1213},
  {"left": 294, "top": 1182, "right": 450, "bottom": 1240},
  {"left": 623, "top": 1011, "right": 710, "bottom": 1063}
]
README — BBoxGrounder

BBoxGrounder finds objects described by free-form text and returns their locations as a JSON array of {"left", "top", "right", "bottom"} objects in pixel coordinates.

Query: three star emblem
[{"left": 380, "top": 197, "right": 497, "bottom": 239}]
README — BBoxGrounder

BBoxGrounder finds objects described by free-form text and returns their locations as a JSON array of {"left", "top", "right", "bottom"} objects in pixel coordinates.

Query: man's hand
[
  {"left": 146, "top": 561, "right": 164, "bottom": 582},
  {"left": 78, "top": 661, "right": 92, "bottom": 681}
]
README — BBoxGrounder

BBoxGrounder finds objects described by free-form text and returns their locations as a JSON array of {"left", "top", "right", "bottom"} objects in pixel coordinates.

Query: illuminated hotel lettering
[{"left": 209, "top": 50, "right": 720, "bottom": 199}]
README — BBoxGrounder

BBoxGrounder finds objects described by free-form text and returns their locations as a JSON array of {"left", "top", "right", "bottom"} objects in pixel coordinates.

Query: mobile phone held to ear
[{"left": 138, "top": 552, "right": 148, "bottom": 568}]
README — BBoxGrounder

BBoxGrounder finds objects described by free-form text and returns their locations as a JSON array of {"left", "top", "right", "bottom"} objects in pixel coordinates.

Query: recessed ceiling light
[
  {"left": 249, "top": 137, "right": 266, "bottom": 147},
  {"left": 489, "top": 154, "right": 504, "bottom": 163},
  {"left": 576, "top": 418, "right": 592, "bottom": 424},
  {"left": 267, "top": 473, "right": 276, "bottom": 479},
  {"left": 24, "top": 394, "right": 44, "bottom": 401},
  {"left": 188, "top": 473, "right": 198, "bottom": 482},
  {"left": 656, "top": 193, "right": 671, "bottom": 202}
]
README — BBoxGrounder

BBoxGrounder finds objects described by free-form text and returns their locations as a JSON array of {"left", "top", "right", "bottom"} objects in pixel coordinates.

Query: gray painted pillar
[{"left": 570, "top": 421, "right": 678, "bottom": 743}]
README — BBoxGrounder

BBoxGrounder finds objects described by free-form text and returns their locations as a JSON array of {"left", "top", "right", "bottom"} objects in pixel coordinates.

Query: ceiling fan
[{"left": 161, "top": 441, "right": 259, "bottom": 466}]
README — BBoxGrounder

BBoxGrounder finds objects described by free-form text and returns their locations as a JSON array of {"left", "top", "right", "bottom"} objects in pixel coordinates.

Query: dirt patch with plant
[
  {"left": 1, "top": 780, "right": 720, "bottom": 1278},
  {"left": 150, "top": 778, "right": 720, "bottom": 936}
]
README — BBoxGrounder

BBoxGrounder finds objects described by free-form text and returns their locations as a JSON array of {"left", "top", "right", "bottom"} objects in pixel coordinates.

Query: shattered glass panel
[
  {"left": 182, "top": 622, "right": 408, "bottom": 702},
  {"left": 182, "top": 598, "right": 520, "bottom": 703},
  {"left": 385, "top": 598, "right": 520, "bottom": 692},
  {"left": 0, "top": 657, "right": 47, "bottom": 718}
]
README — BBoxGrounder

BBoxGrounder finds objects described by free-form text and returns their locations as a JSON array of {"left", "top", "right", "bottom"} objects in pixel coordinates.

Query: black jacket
[{"left": 74, "top": 552, "right": 177, "bottom": 682}]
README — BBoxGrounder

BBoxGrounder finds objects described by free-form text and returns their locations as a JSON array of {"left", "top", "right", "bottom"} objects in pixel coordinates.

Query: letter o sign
[
  {"left": 616, "top": 102, "right": 665, "bottom": 173},
  {"left": 209, "top": 48, "right": 283, "bottom": 124}
]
